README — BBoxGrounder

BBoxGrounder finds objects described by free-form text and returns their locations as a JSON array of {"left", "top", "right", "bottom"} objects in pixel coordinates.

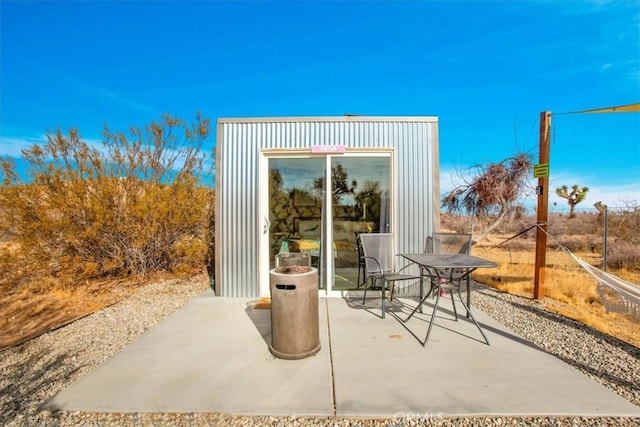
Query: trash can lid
[
  {"left": 275, "top": 252, "right": 311, "bottom": 268},
  {"left": 274, "top": 266, "right": 312, "bottom": 274}
]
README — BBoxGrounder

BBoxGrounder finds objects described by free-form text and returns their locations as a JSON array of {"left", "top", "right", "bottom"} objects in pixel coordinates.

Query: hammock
[
  {"left": 568, "top": 252, "right": 640, "bottom": 320},
  {"left": 541, "top": 226, "right": 640, "bottom": 320}
]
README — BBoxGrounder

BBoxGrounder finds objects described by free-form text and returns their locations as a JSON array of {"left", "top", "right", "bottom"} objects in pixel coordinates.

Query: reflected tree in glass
[
  {"left": 314, "top": 164, "right": 357, "bottom": 205},
  {"left": 354, "top": 180, "right": 384, "bottom": 230},
  {"left": 269, "top": 168, "right": 291, "bottom": 256}
]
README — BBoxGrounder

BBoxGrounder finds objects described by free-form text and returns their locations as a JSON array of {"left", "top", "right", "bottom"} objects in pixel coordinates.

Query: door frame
[{"left": 258, "top": 149, "right": 396, "bottom": 297}]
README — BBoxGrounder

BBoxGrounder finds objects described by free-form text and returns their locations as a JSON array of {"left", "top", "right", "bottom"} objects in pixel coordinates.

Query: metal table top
[{"left": 401, "top": 253, "right": 497, "bottom": 269}]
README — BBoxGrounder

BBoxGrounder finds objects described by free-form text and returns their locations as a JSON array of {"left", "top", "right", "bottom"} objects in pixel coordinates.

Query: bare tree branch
[{"left": 441, "top": 153, "right": 533, "bottom": 242}]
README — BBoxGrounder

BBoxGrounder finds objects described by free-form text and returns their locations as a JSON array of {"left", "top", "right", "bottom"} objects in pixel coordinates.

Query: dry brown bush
[
  {"left": 440, "top": 213, "right": 472, "bottom": 233},
  {"left": 607, "top": 240, "right": 640, "bottom": 270},
  {"left": 551, "top": 235, "right": 601, "bottom": 253},
  {"left": 603, "top": 204, "right": 640, "bottom": 271},
  {"left": 442, "top": 212, "right": 537, "bottom": 240},
  {"left": 493, "top": 215, "right": 534, "bottom": 236},
  {"left": 0, "top": 113, "right": 215, "bottom": 292},
  {"left": 548, "top": 212, "right": 600, "bottom": 238},
  {"left": 608, "top": 201, "right": 640, "bottom": 244}
]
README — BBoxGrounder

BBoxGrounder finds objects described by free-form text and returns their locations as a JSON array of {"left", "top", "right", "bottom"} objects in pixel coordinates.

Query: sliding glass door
[{"left": 261, "top": 153, "right": 391, "bottom": 295}]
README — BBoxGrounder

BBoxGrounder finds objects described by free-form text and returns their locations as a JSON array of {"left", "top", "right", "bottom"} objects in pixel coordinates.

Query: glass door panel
[
  {"left": 330, "top": 157, "right": 391, "bottom": 291},
  {"left": 268, "top": 158, "right": 326, "bottom": 288}
]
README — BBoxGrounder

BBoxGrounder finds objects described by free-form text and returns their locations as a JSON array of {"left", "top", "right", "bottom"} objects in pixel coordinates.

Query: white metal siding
[{"left": 216, "top": 117, "right": 439, "bottom": 297}]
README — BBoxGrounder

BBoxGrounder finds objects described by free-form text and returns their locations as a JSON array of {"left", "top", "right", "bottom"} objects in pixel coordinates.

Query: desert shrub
[
  {"left": 608, "top": 201, "right": 640, "bottom": 245},
  {"left": 548, "top": 212, "right": 600, "bottom": 238},
  {"left": 495, "top": 215, "right": 537, "bottom": 237},
  {"left": 440, "top": 213, "right": 472, "bottom": 233},
  {"left": 442, "top": 212, "right": 535, "bottom": 239},
  {"left": 0, "top": 113, "right": 215, "bottom": 284},
  {"left": 0, "top": 242, "right": 29, "bottom": 292},
  {"left": 607, "top": 240, "right": 640, "bottom": 271},
  {"left": 550, "top": 234, "right": 601, "bottom": 253}
]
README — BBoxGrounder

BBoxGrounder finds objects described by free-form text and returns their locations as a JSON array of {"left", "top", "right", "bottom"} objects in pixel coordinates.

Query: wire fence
[
  {"left": 548, "top": 204, "right": 637, "bottom": 216},
  {"left": 444, "top": 204, "right": 640, "bottom": 274}
]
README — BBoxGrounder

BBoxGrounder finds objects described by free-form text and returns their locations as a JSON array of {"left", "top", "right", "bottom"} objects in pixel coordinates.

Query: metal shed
[{"left": 215, "top": 116, "right": 440, "bottom": 297}]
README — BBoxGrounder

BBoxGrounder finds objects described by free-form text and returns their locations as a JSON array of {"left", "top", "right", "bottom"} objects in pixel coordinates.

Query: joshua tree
[
  {"left": 594, "top": 201, "right": 608, "bottom": 222},
  {"left": 555, "top": 184, "right": 589, "bottom": 218},
  {"left": 594, "top": 201, "right": 608, "bottom": 214}
]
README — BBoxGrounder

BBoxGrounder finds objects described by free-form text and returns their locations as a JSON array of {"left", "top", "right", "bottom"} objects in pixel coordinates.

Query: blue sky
[{"left": 1, "top": 0, "right": 639, "bottom": 210}]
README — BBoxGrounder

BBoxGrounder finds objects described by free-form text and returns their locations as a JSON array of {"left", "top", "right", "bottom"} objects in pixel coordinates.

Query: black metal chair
[{"left": 360, "top": 233, "right": 420, "bottom": 318}]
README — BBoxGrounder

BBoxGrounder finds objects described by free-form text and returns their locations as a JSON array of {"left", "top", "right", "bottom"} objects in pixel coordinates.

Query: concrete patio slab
[
  {"left": 331, "top": 296, "right": 639, "bottom": 417},
  {"left": 46, "top": 290, "right": 640, "bottom": 418},
  {"left": 46, "top": 291, "right": 332, "bottom": 415}
]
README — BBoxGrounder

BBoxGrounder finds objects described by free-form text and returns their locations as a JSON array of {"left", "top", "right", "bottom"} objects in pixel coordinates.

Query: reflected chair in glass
[
  {"left": 360, "top": 233, "right": 420, "bottom": 318},
  {"left": 420, "top": 232, "right": 488, "bottom": 344}
]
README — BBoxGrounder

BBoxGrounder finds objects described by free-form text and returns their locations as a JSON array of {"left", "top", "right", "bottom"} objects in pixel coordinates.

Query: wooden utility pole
[{"left": 534, "top": 111, "right": 551, "bottom": 300}]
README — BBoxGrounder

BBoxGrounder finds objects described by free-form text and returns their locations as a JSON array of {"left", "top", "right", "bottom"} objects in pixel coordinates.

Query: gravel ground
[{"left": 1, "top": 275, "right": 639, "bottom": 426}]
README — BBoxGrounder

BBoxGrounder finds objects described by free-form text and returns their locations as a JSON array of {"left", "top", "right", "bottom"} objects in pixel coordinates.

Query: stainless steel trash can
[{"left": 269, "top": 254, "right": 320, "bottom": 359}]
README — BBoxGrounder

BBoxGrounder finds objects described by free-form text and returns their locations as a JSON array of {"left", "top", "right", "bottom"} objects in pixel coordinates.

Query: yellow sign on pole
[{"left": 533, "top": 163, "right": 549, "bottom": 178}]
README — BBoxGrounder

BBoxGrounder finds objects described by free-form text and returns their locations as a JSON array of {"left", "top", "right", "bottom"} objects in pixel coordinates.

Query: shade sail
[{"left": 572, "top": 103, "right": 640, "bottom": 114}]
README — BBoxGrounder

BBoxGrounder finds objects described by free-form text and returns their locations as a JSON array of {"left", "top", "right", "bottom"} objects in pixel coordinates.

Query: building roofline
[{"left": 217, "top": 115, "right": 438, "bottom": 124}]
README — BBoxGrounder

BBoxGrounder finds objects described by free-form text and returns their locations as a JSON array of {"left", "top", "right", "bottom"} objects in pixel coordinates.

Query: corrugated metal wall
[{"left": 216, "top": 117, "right": 439, "bottom": 297}]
